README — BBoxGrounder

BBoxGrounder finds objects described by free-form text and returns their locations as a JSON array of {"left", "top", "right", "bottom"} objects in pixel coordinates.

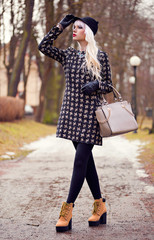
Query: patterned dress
[{"left": 38, "top": 25, "right": 113, "bottom": 146}]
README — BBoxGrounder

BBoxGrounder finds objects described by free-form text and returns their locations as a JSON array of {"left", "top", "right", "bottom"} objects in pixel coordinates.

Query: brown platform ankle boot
[
  {"left": 88, "top": 198, "right": 107, "bottom": 227},
  {"left": 56, "top": 202, "right": 74, "bottom": 232}
]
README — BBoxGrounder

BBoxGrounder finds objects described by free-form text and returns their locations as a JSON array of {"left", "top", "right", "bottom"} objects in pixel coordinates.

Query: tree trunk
[
  {"left": 150, "top": 105, "right": 154, "bottom": 134},
  {"left": 151, "top": 109, "right": 154, "bottom": 133},
  {"left": 35, "top": 0, "right": 54, "bottom": 122},
  {"left": 8, "top": 0, "right": 34, "bottom": 96},
  {"left": 43, "top": 66, "right": 63, "bottom": 124}
]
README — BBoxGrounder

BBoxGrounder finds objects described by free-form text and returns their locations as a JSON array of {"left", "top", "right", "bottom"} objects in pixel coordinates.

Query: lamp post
[
  {"left": 129, "top": 76, "right": 136, "bottom": 132},
  {"left": 129, "top": 76, "right": 135, "bottom": 112},
  {"left": 129, "top": 56, "right": 141, "bottom": 122}
]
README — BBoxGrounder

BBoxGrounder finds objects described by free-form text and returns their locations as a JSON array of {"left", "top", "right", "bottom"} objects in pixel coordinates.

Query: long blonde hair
[{"left": 73, "top": 20, "right": 101, "bottom": 81}]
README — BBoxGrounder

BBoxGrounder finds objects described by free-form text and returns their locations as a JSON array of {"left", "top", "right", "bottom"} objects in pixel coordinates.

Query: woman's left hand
[{"left": 81, "top": 80, "right": 100, "bottom": 95}]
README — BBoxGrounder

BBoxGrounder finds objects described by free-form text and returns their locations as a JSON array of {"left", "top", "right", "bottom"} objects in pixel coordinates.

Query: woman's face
[{"left": 72, "top": 20, "right": 86, "bottom": 41}]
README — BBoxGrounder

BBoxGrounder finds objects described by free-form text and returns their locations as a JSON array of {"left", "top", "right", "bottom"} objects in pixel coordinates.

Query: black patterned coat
[{"left": 38, "top": 25, "right": 113, "bottom": 145}]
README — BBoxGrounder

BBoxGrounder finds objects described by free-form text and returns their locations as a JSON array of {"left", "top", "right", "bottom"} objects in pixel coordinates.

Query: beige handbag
[{"left": 95, "top": 85, "right": 138, "bottom": 137}]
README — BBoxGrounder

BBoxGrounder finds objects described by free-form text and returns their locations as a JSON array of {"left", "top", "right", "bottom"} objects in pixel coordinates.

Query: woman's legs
[
  {"left": 67, "top": 142, "right": 93, "bottom": 203},
  {"left": 86, "top": 152, "right": 102, "bottom": 199},
  {"left": 66, "top": 141, "right": 101, "bottom": 203}
]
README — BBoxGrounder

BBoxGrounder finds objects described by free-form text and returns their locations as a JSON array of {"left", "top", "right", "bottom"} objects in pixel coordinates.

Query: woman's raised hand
[{"left": 59, "top": 14, "right": 75, "bottom": 29}]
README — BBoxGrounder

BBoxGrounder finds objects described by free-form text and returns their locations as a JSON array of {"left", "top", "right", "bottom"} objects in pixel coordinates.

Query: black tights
[{"left": 66, "top": 141, "right": 102, "bottom": 203}]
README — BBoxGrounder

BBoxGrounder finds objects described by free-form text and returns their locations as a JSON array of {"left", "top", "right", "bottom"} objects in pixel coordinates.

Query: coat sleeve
[
  {"left": 98, "top": 51, "right": 113, "bottom": 94},
  {"left": 38, "top": 25, "right": 66, "bottom": 65}
]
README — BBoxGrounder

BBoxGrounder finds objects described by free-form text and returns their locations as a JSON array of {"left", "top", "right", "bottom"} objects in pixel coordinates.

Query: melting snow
[{"left": 22, "top": 134, "right": 153, "bottom": 194}]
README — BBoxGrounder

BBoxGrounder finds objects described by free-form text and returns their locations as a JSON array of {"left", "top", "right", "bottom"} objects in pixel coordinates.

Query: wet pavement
[{"left": 0, "top": 135, "right": 153, "bottom": 240}]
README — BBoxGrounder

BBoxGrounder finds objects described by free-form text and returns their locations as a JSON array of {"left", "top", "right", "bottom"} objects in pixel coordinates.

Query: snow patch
[{"left": 22, "top": 134, "right": 153, "bottom": 195}]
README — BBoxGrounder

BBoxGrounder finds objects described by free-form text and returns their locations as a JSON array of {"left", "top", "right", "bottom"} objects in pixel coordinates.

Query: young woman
[{"left": 38, "top": 14, "right": 113, "bottom": 232}]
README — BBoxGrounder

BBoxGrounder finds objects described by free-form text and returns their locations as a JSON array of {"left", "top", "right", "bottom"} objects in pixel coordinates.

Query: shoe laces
[
  {"left": 92, "top": 202, "right": 101, "bottom": 215},
  {"left": 59, "top": 203, "right": 71, "bottom": 218}
]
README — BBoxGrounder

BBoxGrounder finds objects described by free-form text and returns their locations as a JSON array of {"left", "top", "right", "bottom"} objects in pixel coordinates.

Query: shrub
[{"left": 0, "top": 96, "right": 24, "bottom": 121}]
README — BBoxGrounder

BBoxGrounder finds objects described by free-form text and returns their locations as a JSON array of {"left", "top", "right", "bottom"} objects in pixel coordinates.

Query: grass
[
  {"left": 0, "top": 118, "right": 56, "bottom": 161},
  {"left": 125, "top": 116, "right": 154, "bottom": 183}
]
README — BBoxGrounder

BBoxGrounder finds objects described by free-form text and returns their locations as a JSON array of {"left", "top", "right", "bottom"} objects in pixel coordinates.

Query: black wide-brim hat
[{"left": 72, "top": 16, "right": 99, "bottom": 35}]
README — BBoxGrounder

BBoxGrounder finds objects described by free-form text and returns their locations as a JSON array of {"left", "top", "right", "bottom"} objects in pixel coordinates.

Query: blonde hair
[{"left": 73, "top": 20, "right": 101, "bottom": 81}]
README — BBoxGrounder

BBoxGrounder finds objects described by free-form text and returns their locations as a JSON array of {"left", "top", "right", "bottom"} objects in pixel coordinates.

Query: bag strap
[
  {"left": 97, "top": 50, "right": 123, "bottom": 104},
  {"left": 99, "top": 85, "right": 123, "bottom": 105},
  {"left": 108, "top": 84, "right": 123, "bottom": 101}
]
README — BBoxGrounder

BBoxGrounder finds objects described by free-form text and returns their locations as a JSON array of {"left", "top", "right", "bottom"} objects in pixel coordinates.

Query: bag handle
[
  {"left": 108, "top": 84, "right": 123, "bottom": 101},
  {"left": 97, "top": 50, "right": 122, "bottom": 102},
  {"left": 99, "top": 84, "right": 123, "bottom": 105}
]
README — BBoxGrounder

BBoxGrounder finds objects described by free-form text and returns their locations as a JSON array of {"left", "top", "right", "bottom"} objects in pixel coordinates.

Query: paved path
[{"left": 0, "top": 135, "right": 153, "bottom": 240}]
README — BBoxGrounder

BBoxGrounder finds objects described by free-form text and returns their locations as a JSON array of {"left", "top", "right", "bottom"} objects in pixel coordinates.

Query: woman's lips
[{"left": 73, "top": 34, "right": 76, "bottom": 37}]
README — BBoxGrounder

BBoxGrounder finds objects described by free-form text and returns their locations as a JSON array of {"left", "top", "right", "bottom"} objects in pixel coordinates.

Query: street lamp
[
  {"left": 129, "top": 56, "right": 141, "bottom": 123},
  {"left": 129, "top": 76, "right": 135, "bottom": 84},
  {"left": 129, "top": 76, "right": 135, "bottom": 123}
]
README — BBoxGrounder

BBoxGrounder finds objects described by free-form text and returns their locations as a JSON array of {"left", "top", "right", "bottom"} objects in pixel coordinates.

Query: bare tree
[
  {"left": 3, "top": 0, "right": 19, "bottom": 90},
  {"left": 8, "top": 0, "right": 35, "bottom": 96},
  {"left": 35, "top": 0, "right": 55, "bottom": 122},
  {"left": 0, "top": 0, "right": 26, "bottom": 94}
]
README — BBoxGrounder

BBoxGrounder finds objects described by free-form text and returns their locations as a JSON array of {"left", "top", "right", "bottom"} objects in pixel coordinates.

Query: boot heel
[
  {"left": 69, "top": 218, "right": 72, "bottom": 230},
  {"left": 56, "top": 218, "right": 72, "bottom": 232},
  {"left": 100, "top": 212, "right": 107, "bottom": 224}
]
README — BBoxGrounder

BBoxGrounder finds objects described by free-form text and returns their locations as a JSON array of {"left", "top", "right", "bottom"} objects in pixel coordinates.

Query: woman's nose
[{"left": 73, "top": 27, "right": 77, "bottom": 32}]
